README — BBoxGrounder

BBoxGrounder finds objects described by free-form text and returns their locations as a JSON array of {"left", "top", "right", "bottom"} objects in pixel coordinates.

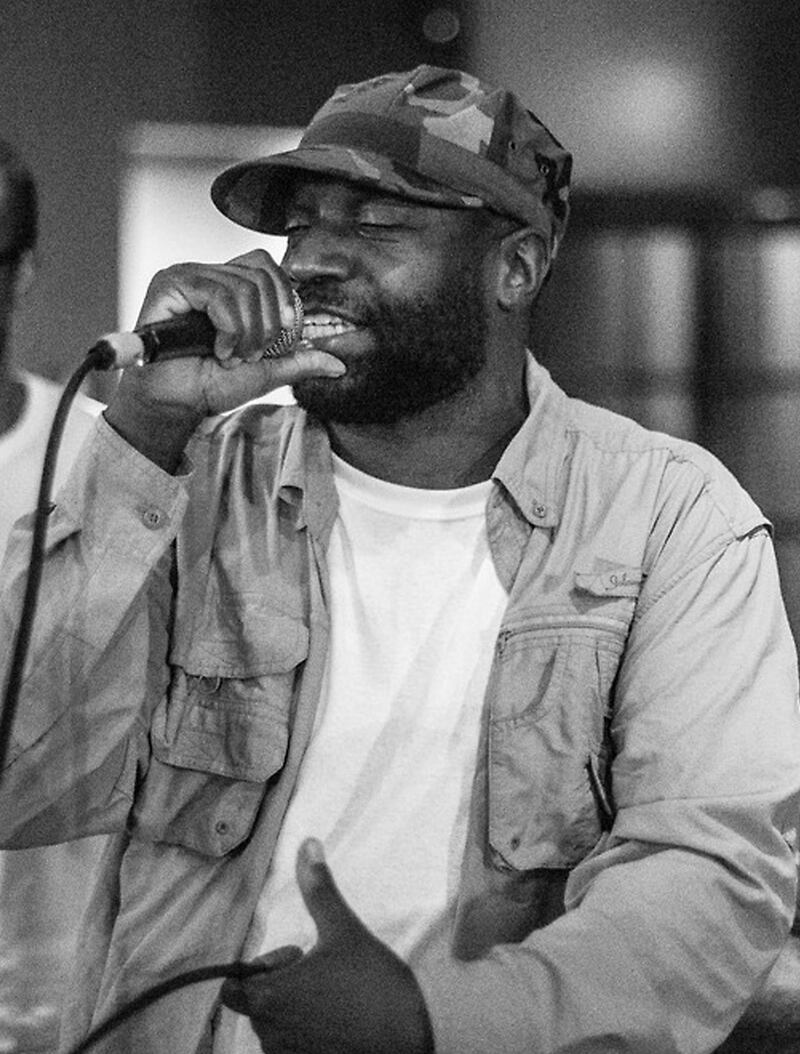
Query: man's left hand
[{"left": 219, "top": 838, "right": 436, "bottom": 1054}]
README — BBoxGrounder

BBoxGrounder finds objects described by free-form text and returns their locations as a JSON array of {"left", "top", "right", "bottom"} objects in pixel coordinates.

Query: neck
[{"left": 326, "top": 357, "right": 529, "bottom": 488}]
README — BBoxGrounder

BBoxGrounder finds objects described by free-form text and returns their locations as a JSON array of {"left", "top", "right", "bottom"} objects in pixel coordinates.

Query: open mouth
[{"left": 302, "top": 312, "right": 359, "bottom": 341}]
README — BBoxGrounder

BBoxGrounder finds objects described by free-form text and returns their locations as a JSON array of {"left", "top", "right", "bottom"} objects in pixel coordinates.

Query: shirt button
[
  {"left": 141, "top": 506, "right": 165, "bottom": 530},
  {"left": 214, "top": 820, "right": 229, "bottom": 835},
  {"left": 533, "top": 503, "right": 547, "bottom": 518}
]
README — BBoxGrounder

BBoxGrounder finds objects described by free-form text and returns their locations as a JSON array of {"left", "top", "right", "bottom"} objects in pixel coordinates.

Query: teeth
[
  {"left": 303, "top": 313, "right": 357, "bottom": 339},
  {"left": 304, "top": 323, "right": 352, "bottom": 338}
]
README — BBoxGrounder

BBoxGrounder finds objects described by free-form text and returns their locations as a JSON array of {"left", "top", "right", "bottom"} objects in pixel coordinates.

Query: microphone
[{"left": 88, "top": 310, "right": 217, "bottom": 370}]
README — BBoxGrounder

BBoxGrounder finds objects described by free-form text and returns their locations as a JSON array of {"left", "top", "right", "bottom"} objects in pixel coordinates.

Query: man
[
  {"left": 0, "top": 141, "right": 104, "bottom": 1052},
  {"left": 0, "top": 66, "right": 798, "bottom": 1054}
]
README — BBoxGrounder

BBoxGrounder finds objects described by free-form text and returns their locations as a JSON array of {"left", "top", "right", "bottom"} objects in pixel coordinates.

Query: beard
[{"left": 292, "top": 266, "right": 488, "bottom": 425}]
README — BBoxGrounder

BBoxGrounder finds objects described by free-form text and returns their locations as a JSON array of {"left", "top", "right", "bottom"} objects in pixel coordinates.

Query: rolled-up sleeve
[
  {"left": 0, "top": 416, "right": 190, "bottom": 847},
  {"left": 417, "top": 526, "right": 800, "bottom": 1053}
]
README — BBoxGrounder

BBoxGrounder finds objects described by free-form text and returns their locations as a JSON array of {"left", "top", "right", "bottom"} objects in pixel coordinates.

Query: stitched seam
[{"left": 633, "top": 532, "right": 734, "bottom": 621}]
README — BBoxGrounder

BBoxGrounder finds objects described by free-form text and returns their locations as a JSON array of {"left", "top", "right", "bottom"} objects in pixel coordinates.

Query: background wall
[
  {"left": 465, "top": 0, "right": 800, "bottom": 190},
  {"left": 1, "top": 0, "right": 208, "bottom": 376},
  {"left": 467, "top": 0, "right": 745, "bottom": 190}
]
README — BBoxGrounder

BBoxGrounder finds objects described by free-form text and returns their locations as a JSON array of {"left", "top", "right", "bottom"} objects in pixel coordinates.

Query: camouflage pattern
[{"left": 211, "top": 66, "right": 572, "bottom": 261}]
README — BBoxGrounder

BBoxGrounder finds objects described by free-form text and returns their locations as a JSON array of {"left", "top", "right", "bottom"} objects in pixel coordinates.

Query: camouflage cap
[{"left": 211, "top": 65, "right": 572, "bottom": 261}]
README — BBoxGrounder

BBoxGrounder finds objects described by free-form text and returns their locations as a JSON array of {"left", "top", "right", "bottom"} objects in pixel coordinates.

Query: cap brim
[{"left": 210, "top": 144, "right": 484, "bottom": 235}]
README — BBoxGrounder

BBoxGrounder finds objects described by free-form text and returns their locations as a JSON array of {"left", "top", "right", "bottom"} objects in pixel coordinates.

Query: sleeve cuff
[{"left": 53, "top": 414, "right": 191, "bottom": 563}]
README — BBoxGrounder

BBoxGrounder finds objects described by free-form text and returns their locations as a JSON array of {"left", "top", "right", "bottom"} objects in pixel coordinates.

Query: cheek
[{"left": 381, "top": 247, "right": 481, "bottom": 305}]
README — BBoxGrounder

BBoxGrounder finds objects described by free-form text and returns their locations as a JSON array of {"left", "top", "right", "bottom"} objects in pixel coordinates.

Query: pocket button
[{"left": 141, "top": 506, "right": 166, "bottom": 530}]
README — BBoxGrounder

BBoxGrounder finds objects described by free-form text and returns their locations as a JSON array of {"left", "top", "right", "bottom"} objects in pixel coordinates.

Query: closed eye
[{"left": 356, "top": 221, "right": 408, "bottom": 240}]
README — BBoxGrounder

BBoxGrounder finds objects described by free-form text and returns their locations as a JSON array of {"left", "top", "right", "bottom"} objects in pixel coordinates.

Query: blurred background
[{"left": 2, "top": 0, "right": 799, "bottom": 635}]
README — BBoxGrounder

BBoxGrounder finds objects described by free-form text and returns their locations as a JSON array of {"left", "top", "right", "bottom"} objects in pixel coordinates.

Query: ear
[
  {"left": 12, "top": 247, "right": 36, "bottom": 300},
  {"left": 495, "top": 227, "right": 548, "bottom": 312}
]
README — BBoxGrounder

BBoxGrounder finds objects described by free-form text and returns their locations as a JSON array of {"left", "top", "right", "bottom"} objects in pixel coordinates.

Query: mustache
[{"left": 294, "top": 280, "right": 376, "bottom": 322}]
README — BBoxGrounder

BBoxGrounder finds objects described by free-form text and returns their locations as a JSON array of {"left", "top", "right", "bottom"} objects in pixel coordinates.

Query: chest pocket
[
  {"left": 488, "top": 591, "right": 632, "bottom": 871},
  {"left": 131, "top": 612, "right": 309, "bottom": 857}
]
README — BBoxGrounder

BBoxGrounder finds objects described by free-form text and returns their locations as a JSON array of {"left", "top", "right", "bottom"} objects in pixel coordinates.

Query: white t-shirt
[
  {"left": 0, "top": 370, "right": 105, "bottom": 1054},
  {"left": 0, "top": 370, "right": 102, "bottom": 558},
  {"left": 216, "top": 453, "right": 508, "bottom": 1053}
]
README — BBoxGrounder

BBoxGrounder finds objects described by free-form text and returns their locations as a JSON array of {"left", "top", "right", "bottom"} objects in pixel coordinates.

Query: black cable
[
  {"left": 61, "top": 959, "right": 269, "bottom": 1054},
  {"left": 0, "top": 348, "right": 266, "bottom": 1054},
  {"left": 0, "top": 346, "right": 113, "bottom": 774}
]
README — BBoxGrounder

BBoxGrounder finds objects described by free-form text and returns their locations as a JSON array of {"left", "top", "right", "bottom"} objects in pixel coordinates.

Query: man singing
[{"left": 1, "top": 66, "right": 798, "bottom": 1054}]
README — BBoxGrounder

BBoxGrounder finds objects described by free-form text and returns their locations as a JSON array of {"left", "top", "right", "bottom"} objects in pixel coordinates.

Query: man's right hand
[{"left": 104, "top": 249, "right": 345, "bottom": 471}]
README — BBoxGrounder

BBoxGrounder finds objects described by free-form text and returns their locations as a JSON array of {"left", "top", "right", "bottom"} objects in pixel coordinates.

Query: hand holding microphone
[
  {"left": 91, "top": 290, "right": 306, "bottom": 369},
  {"left": 100, "top": 250, "right": 346, "bottom": 471}
]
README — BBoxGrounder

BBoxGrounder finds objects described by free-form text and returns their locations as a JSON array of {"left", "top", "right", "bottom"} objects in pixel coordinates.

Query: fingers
[
  {"left": 295, "top": 838, "right": 364, "bottom": 946},
  {"left": 226, "top": 249, "right": 298, "bottom": 331},
  {"left": 260, "top": 343, "right": 346, "bottom": 385},
  {"left": 221, "top": 945, "right": 304, "bottom": 1016},
  {"left": 136, "top": 248, "right": 298, "bottom": 364}
]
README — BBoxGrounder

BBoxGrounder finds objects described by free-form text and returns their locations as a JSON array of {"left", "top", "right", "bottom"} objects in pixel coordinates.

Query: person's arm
[
  {"left": 0, "top": 249, "right": 344, "bottom": 846},
  {"left": 416, "top": 526, "right": 800, "bottom": 1054},
  {"left": 215, "top": 464, "right": 800, "bottom": 1054},
  {"left": 0, "top": 417, "right": 187, "bottom": 845}
]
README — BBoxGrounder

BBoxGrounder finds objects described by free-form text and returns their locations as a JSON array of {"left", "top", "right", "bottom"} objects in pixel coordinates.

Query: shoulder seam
[{"left": 634, "top": 525, "right": 770, "bottom": 622}]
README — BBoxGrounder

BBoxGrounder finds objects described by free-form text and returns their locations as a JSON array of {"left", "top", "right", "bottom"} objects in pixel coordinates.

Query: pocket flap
[
  {"left": 152, "top": 678, "right": 290, "bottom": 783},
  {"left": 574, "top": 564, "right": 644, "bottom": 598},
  {"left": 159, "top": 610, "right": 306, "bottom": 781}
]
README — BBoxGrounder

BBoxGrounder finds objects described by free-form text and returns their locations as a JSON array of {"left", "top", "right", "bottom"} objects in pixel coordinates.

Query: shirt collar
[
  {"left": 277, "top": 408, "right": 339, "bottom": 542},
  {"left": 276, "top": 352, "right": 569, "bottom": 535},
  {"left": 492, "top": 355, "right": 568, "bottom": 529}
]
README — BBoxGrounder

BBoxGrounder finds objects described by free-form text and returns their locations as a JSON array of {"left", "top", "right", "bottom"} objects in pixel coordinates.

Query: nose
[{"left": 282, "top": 226, "right": 353, "bottom": 286}]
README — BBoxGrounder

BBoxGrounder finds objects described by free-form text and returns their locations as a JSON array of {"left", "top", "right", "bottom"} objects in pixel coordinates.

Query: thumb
[
  {"left": 296, "top": 838, "right": 362, "bottom": 946},
  {"left": 264, "top": 340, "right": 346, "bottom": 382}
]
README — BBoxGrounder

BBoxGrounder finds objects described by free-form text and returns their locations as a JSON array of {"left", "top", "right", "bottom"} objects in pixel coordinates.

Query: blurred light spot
[
  {"left": 422, "top": 7, "right": 461, "bottom": 44},
  {"left": 752, "top": 187, "right": 794, "bottom": 222},
  {"left": 614, "top": 62, "right": 703, "bottom": 143},
  {"left": 760, "top": 232, "right": 800, "bottom": 367}
]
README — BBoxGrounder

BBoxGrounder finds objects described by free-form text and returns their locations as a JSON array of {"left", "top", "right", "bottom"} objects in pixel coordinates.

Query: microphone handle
[
  {"left": 87, "top": 311, "right": 217, "bottom": 369},
  {"left": 137, "top": 311, "right": 217, "bottom": 363}
]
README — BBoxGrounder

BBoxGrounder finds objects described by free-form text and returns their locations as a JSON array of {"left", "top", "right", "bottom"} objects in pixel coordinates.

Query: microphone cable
[
  {"left": 61, "top": 959, "right": 271, "bottom": 1054},
  {"left": 0, "top": 345, "right": 113, "bottom": 773},
  {"left": 0, "top": 346, "right": 266, "bottom": 1052}
]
